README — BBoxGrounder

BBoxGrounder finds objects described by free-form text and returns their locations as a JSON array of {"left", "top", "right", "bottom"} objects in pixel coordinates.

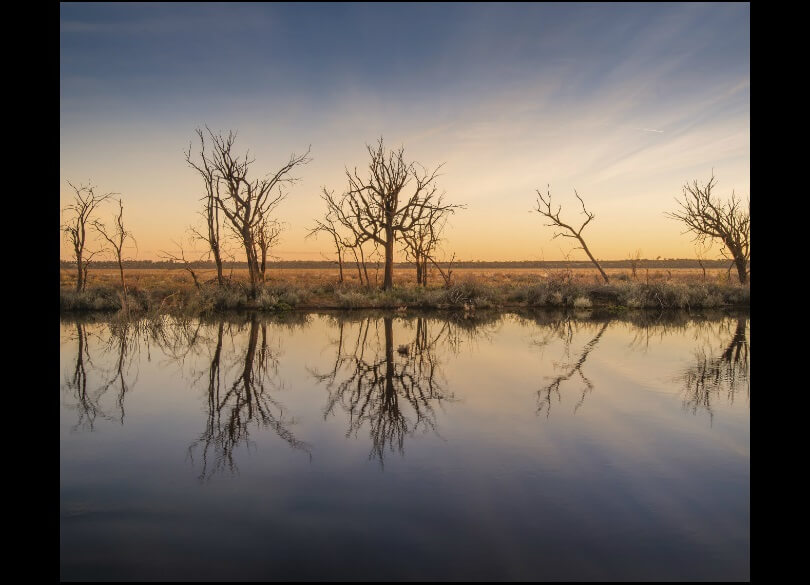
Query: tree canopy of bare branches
[
  {"left": 322, "top": 138, "right": 461, "bottom": 290},
  {"left": 666, "top": 174, "right": 749, "bottom": 284},
  {"left": 534, "top": 186, "right": 609, "bottom": 283},
  {"left": 61, "top": 181, "right": 114, "bottom": 292},
  {"left": 188, "top": 127, "right": 311, "bottom": 296}
]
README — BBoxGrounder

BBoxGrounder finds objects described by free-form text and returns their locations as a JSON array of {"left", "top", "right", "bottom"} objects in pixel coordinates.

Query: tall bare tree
[
  {"left": 666, "top": 174, "right": 750, "bottom": 284},
  {"left": 94, "top": 198, "right": 136, "bottom": 313},
  {"left": 324, "top": 138, "right": 460, "bottom": 290},
  {"left": 185, "top": 128, "right": 225, "bottom": 286},
  {"left": 534, "top": 186, "right": 609, "bottom": 284},
  {"left": 192, "top": 128, "right": 311, "bottom": 296},
  {"left": 61, "top": 182, "right": 113, "bottom": 292}
]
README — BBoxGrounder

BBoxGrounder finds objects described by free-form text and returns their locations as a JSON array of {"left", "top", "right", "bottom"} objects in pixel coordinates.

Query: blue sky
[{"left": 60, "top": 2, "right": 749, "bottom": 261}]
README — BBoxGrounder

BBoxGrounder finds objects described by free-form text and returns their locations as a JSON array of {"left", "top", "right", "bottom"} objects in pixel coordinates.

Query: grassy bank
[{"left": 60, "top": 275, "right": 749, "bottom": 316}]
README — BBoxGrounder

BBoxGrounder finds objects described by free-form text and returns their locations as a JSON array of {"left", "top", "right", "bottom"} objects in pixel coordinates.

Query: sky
[{"left": 60, "top": 2, "right": 749, "bottom": 262}]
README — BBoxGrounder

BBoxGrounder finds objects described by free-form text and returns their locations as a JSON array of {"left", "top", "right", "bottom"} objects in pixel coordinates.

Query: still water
[{"left": 60, "top": 310, "right": 749, "bottom": 581}]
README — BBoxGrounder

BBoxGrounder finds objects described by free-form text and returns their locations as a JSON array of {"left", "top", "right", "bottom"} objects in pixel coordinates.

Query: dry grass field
[{"left": 61, "top": 266, "right": 738, "bottom": 292}]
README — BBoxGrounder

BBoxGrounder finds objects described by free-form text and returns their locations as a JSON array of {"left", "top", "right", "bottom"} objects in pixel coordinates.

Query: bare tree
[
  {"left": 61, "top": 182, "right": 113, "bottom": 292},
  {"left": 192, "top": 128, "right": 311, "bottom": 297},
  {"left": 666, "top": 174, "right": 750, "bottom": 284},
  {"left": 324, "top": 138, "right": 459, "bottom": 290},
  {"left": 315, "top": 187, "right": 378, "bottom": 287},
  {"left": 253, "top": 216, "right": 285, "bottom": 283},
  {"left": 307, "top": 191, "right": 351, "bottom": 284},
  {"left": 400, "top": 195, "right": 463, "bottom": 287},
  {"left": 185, "top": 128, "right": 226, "bottom": 286},
  {"left": 534, "top": 186, "right": 609, "bottom": 283},
  {"left": 94, "top": 198, "right": 137, "bottom": 313}
]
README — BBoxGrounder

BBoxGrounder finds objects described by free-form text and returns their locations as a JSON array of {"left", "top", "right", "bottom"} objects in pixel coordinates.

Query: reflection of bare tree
[
  {"left": 312, "top": 315, "right": 456, "bottom": 466},
  {"left": 188, "top": 315, "right": 311, "bottom": 480},
  {"left": 679, "top": 316, "right": 749, "bottom": 421},
  {"left": 63, "top": 322, "right": 99, "bottom": 430},
  {"left": 535, "top": 317, "right": 609, "bottom": 417},
  {"left": 62, "top": 319, "right": 140, "bottom": 430}
]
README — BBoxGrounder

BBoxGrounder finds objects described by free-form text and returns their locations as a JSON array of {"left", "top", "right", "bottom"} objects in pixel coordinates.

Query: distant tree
[
  {"left": 323, "top": 138, "right": 460, "bottom": 290},
  {"left": 94, "top": 198, "right": 137, "bottom": 313},
  {"left": 191, "top": 128, "right": 311, "bottom": 297},
  {"left": 534, "top": 186, "right": 609, "bottom": 283},
  {"left": 666, "top": 174, "right": 749, "bottom": 284},
  {"left": 61, "top": 181, "right": 113, "bottom": 292}
]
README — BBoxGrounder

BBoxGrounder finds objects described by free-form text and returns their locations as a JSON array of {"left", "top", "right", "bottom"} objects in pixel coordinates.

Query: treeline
[
  {"left": 61, "top": 129, "right": 749, "bottom": 306},
  {"left": 59, "top": 258, "right": 736, "bottom": 270}
]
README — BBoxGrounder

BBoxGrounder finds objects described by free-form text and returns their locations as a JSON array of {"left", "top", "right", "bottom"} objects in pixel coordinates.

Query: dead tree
[
  {"left": 94, "top": 198, "right": 137, "bottom": 313},
  {"left": 195, "top": 128, "right": 311, "bottom": 297},
  {"left": 185, "top": 129, "right": 225, "bottom": 286},
  {"left": 666, "top": 174, "right": 750, "bottom": 284},
  {"left": 401, "top": 195, "right": 462, "bottom": 286},
  {"left": 325, "top": 138, "right": 459, "bottom": 290},
  {"left": 307, "top": 191, "right": 351, "bottom": 284},
  {"left": 315, "top": 187, "right": 378, "bottom": 287},
  {"left": 534, "top": 186, "right": 609, "bottom": 284},
  {"left": 61, "top": 182, "right": 113, "bottom": 292},
  {"left": 253, "top": 216, "right": 284, "bottom": 283}
]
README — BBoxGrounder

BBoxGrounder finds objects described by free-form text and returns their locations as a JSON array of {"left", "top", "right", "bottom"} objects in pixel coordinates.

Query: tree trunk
[
  {"left": 578, "top": 236, "right": 609, "bottom": 284},
  {"left": 359, "top": 245, "right": 370, "bottom": 287},
  {"left": 243, "top": 236, "right": 259, "bottom": 298},
  {"left": 734, "top": 254, "right": 748, "bottom": 284},
  {"left": 383, "top": 228, "right": 394, "bottom": 291},
  {"left": 337, "top": 248, "right": 344, "bottom": 283},
  {"left": 117, "top": 256, "right": 128, "bottom": 312},
  {"left": 75, "top": 250, "right": 83, "bottom": 292},
  {"left": 415, "top": 255, "right": 423, "bottom": 286},
  {"left": 351, "top": 247, "right": 364, "bottom": 285},
  {"left": 213, "top": 246, "right": 224, "bottom": 286}
]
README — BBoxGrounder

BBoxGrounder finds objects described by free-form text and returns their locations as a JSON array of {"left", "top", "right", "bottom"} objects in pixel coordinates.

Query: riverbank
[{"left": 60, "top": 276, "right": 749, "bottom": 315}]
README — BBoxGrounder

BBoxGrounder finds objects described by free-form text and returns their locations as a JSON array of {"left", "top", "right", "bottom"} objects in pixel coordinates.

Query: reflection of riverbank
[{"left": 61, "top": 308, "right": 749, "bottom": 470}]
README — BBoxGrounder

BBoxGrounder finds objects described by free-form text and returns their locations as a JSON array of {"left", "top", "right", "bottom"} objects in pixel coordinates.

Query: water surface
[{"left": 60, "top": 309, "right": 749, "bottom": 581}]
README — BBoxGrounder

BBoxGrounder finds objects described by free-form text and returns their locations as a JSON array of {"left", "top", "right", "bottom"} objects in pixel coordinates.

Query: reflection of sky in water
[{"left": 60, "top": 311, "right": 749, "bottom": 581}]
